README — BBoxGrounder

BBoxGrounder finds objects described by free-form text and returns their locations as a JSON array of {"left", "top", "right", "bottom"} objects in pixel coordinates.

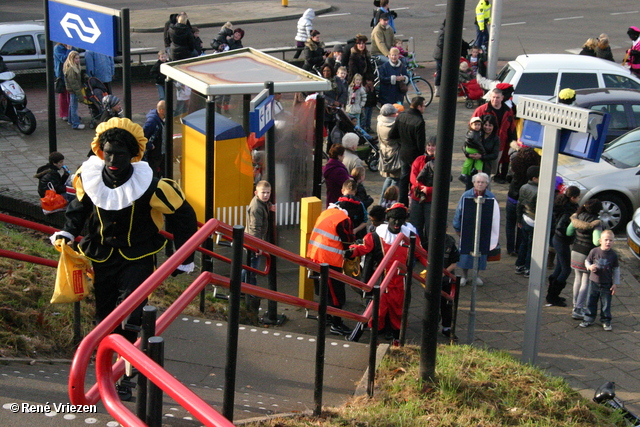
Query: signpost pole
[
  {"left": 522, "top": 124, "right": 560, "bottom": 364},
  {"left": 44, "top": 0, "right": 57, "bottom": 153},
  {"left": 120, "top": 8, "right": 131, "bottom": 119}
]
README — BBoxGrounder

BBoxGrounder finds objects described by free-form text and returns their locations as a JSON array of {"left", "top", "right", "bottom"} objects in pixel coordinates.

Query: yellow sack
[{"left": 51, "top": 240, "right": 94, "bottom": 304}]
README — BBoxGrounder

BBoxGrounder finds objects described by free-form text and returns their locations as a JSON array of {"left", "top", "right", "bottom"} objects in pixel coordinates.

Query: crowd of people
[{"left": 40, "top": 5, "right": 638, "bottom": 400}]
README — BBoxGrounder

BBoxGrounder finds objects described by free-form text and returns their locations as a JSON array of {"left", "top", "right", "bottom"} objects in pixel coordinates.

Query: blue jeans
[
  {"left": 398, "top": 162, "right": 412, "bottom": 206},
  {"left": 475, "top": 26, "right": 488, "bottom": 48},
  {"left": 156, "top": 84, "right": 165, "bottom": 101},
  {"left": 515, "top": 222, "right": 533, "bottom": 270},
  {"left": 583, "top": 281, "right": 613, "bottom": 324},
  {"left": 434, "top": 59, "right": 442, "bottom": 87},
  {"left": 241, "top": 252, "right": 261, "bottom": 286},
  {"left": 375, "top": 55, "right": 389, "bottom": 64},
  {"left": 505, "top": 200, "right": 522, "bottom": 254},
  {"left": 380, "top": 177, "right": 399, "bottom": 200},
  {"left": 68, "top": 92, "right": 80, "bottom": 128},
  {"left": 409, "top": 199, "right": 431, "bottom": 250},
  {"left": 549, "top": 235, "right": 572, "bottom": 285},
  {"left": 361, "top": 107, "right": 373, "bottom": 131}
]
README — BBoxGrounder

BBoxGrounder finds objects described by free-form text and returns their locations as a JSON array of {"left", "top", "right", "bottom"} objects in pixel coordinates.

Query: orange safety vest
[{"left": 307, "top": 208, "right": 349, "bottom": 267}]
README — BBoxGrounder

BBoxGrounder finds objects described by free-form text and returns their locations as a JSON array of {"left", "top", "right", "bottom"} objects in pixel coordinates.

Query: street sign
[
  {"left": 48, "top": 0, "right": 119, "bottom": 57},
  {"left": 249, "top": 94, "right": 275, "bottom": 138}
]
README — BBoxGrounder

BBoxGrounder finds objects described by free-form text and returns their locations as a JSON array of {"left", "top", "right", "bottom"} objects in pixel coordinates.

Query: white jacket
[{"left": 295, "top": 9, "right": 315, "bottom": 42}]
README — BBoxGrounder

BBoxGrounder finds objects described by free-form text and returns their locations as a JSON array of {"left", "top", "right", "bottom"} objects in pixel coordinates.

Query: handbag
[
  {"left": 54, "top": 77, "right": 65, "bottom": 94},
  {"left": 397, "top": 79, "right": 409, "bottom": 94},
  {"left": 343, "top": 256, "right": 362, "bottom": 277},
  {"left": 51, "top": 240, "right": 93, "bottom": 304},
  {"left": 40, "top": 183, "right": 67, "bottom": 215}
]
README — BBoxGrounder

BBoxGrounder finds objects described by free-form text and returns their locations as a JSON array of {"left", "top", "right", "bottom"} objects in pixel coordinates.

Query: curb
[
  {"left": 0, "top": 187, "right": 66, "bottom": 229},
  {"left": 131, "top": 4, "right": 334, "bottom": 33}
]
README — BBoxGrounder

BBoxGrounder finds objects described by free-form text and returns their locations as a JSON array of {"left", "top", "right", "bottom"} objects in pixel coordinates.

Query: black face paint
[
  {"left": 103, "top": 142, "right": 134, "bottom": 183},
  {"left": 387, "top": 216, "right": 405, "bottom": 234}
]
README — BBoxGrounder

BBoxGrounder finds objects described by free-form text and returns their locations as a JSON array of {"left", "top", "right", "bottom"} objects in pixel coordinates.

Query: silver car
[
  {"left": 557, "top": 127, "right": 640, "bottom": 234},
  {"left": 627, "top": 208, "right": 640, "bottom": 260},
  {"left": 0, "top": 21, "right": 46, "bottom": 70}
]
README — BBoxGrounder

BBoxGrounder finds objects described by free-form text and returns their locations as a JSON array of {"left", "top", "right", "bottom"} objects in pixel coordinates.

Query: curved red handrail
[
  {"left": 96, "top": 334, "right": 235, "bottom": 427},
  {"left": 70, "top": 219, "right": 223, "bottom": 406}
]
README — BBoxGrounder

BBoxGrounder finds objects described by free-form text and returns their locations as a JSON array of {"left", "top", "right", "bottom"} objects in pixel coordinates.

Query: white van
[{"left": 496, "top": 54, "right": 640, "bottom": 103}]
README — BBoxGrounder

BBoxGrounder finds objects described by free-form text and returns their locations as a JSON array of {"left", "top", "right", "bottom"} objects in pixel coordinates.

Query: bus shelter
[{"left": 160, "top": 48, "right": 331, "bottom": 226}]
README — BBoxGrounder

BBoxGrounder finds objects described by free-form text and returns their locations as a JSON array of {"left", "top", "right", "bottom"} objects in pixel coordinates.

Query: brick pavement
[{"left": 2, "top": 61, "right": 640, "bottom": 419}]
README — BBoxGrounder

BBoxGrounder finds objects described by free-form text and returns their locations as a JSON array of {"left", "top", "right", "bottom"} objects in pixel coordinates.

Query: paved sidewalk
[{"left": 1, "top": 8, "right": 640, "bottom": 421}]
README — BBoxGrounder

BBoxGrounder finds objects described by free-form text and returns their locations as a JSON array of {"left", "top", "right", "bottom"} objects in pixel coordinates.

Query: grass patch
[
  {"left": 0, "top": 221, "right": 245, "bottom": 358},
  {"left": 248, "top": 345, "right": 625, "bottom": 427}
]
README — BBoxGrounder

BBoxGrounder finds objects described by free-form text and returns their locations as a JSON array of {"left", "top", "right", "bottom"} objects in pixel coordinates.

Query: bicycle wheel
[{"left": 405, "top": 77, "right": 433, "bottom": 108}]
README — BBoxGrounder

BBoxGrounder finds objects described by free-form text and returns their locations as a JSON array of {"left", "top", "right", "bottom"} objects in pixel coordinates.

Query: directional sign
[
  {"left": 249, "top": 94, "right": 275, "bottom": 138},
  {"left": 48, "top": 0, "right": 119, "bottom": 57}
]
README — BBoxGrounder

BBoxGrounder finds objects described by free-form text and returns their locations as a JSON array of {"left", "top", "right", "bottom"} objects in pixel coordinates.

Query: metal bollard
[
  {"left": 223, "top": 225, "right": 244, "bottom": 421},
  {"left": 313, "top": 264, "right": 329, "bottom": 416},
  {"left": 136, "top": 306, "right": 157, "bottom": 421},
  {"left": 147, "top": 337, "right": 164, "bottom": 427},
  {"left": 367, "top": 284, "right": 381, "bottom": 397}
]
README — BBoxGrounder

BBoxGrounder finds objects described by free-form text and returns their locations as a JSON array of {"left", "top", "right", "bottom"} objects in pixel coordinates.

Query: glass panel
[
  {"left": 0, "top": 35, "right": 36, "bottom": 56},
  {"left": 516, "top": 73, "right": 556, "bottom": 96},
  {"left": 603, "top": 74, "right": 640, "bottom": 89},
  {"left": 559, "top": 72, "right": 598, "bottom": 90},
  {"left": 590, "top": 103, "right": 628, "bottom": 130}
]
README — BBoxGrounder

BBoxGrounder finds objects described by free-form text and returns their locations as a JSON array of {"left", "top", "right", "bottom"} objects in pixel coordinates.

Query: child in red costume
[{"left": 346, "top": 203, "right": 427, "bottom": 341}]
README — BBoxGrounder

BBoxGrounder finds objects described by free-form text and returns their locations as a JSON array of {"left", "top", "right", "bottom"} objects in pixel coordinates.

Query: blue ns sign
[{"left": 48, "top": 0, "right": 119, "bottom": 57}]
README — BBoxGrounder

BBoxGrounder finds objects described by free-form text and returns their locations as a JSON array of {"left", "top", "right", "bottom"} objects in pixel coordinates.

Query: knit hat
[
  {"left": 393, "top": 103, "right": 404, "bottom": 112},
  {"left": 102, "top": 94, "right": 120, "bottom": 110},
  {"left": 90, "top": 117, "right": 147, "bottom": 162},
  {"left": 333, "top": 44, "right": 344, "bottom": 53},
  {"left": 355, "top": 34, "right": 368, "bottom": 44},
  {"left": 380, "top": 103, "right": 398, "bottom": 116}
]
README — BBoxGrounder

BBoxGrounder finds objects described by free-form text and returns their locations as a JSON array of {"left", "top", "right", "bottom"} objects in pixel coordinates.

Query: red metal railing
[
  {"left": 1, "top": 212, "right": 457, "bottom": 425},
  {"left": 96, "top": 334, "right": 234, "bottom": 427}
]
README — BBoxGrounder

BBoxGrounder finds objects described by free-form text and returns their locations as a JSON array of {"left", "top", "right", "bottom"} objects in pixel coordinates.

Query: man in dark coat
[
  {"left": 143, "top": 100, "right": 166, "bottom": 177},
  {"left": 388, "top": 96, "right": 426, "bottom": 205}
]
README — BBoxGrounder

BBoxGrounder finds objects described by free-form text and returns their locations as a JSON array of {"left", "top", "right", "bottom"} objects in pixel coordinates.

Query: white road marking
[
  {"left": 554, "top": 16, "right": 584, "bottom": 21},
  {"left": 317, "top": 13, "right": 351, "bottom": 18},
  {"left": 611, "top": 11, "right": 639, "bottom": 15},
  {"left": 502, "top": 22, "right": 526, "bottom": 26}
]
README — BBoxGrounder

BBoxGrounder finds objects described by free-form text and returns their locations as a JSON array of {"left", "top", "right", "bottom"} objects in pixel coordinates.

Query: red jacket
[
  {"left": 472, "top": 103, "right": 515, "bottom": 151},
  {"left": 409, "top": 154, "right": 434, "bottom": 203}
]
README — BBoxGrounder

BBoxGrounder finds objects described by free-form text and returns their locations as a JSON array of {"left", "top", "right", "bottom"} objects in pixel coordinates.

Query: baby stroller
[
  {"left": 333, "top": 108, "right": 380, "bottom": 172},
  {"left": 81, "top": 76, "right": 109, "bottom": 128},
  {"left": 458, "top": 78, "right": 484, "bottom": 109}
]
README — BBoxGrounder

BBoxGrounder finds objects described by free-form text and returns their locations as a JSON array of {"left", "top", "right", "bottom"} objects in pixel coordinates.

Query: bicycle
[{"left": 403, "top": 55, "right": 434, "bottom": 107}]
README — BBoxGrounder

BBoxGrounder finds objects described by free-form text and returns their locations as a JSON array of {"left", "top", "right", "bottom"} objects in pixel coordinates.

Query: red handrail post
[
  {"left": 367, "top": 283, "right": 381, "bottom": 397},
  {"left": 400, "top": 233, "right": 417, "bottom": 346}
]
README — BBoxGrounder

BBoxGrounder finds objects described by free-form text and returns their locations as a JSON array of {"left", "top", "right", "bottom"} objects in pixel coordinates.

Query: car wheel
[{"left": 597, "top": 194, "right": 629, "bottom": 234}]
